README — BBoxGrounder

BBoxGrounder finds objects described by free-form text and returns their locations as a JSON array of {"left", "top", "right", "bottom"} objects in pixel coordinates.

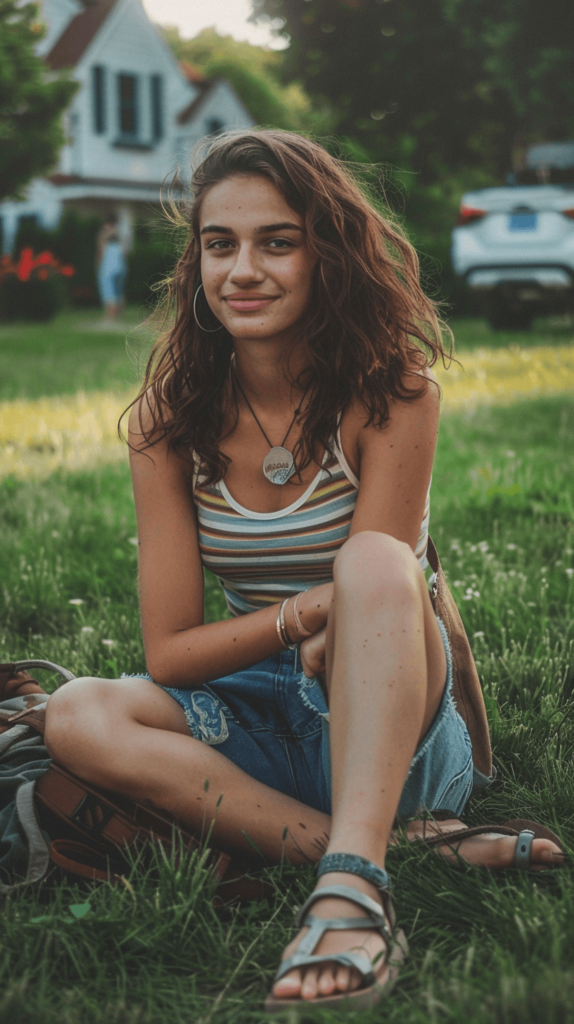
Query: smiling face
[{"left": 199, "top": 174, "right": 316, "bottom": 343}]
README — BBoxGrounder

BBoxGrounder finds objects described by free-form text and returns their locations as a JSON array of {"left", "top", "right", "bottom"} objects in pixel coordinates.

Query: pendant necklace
[{"left": 233, "top": 371, "right": 303, "bottom": 486}]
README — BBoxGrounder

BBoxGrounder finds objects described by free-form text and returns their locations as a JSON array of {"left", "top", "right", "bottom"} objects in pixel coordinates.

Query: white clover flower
[
  {"left": 128, "top": 537, "right": 139, "bottom": 546},
  {"left": 69, "top": 598, "right": 84, "bottom": 606},
  {"left": 505, "top": 450, "right": 516, "bottom": 458},
  {"left": 101, "top": 639, "right": 114, "bottom": 647},
  {"left": 566, "top": 568, "right": 574, "bottom": 577},
  {"left": 506, "top": 543, "right": 517, "bottom": 550},
  {"left": 453, "top": 580, "right": 462, "bottom": 587},
  {"left": 81, "top": 626, "right": 94, "bottom": 633},
  {"left": 473, "top": 631, "right": 485, "bottom": 638}
]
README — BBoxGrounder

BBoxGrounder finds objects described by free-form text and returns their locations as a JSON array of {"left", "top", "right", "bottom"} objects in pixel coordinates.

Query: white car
[{"left": 451, "top": 143, "right": 574, "bottom": 329}]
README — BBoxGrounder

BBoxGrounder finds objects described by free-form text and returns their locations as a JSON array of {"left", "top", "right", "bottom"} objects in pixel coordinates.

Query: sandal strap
[
  {"left": 274, "top": 949, "right": 376, "bottom": 987},
  {"left": 514, "top": 830, "right": 536, "bottom": 871},
  {"left": 275, "top": 882, "right": 395, "bottom": 987},
  {"left": 318, "top": 853, "right": 391, "bottom": 897},
  {"left": 295, "top": 884, "right": 389, "bottom": 930}
]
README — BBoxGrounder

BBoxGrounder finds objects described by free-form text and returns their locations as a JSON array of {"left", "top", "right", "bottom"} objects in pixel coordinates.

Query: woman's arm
[
  {"left": 129, "top": 402, "right": 330, "bottom": 687},
  {"left": 346, "top": 371, "right": 440, "bottom": 544}
]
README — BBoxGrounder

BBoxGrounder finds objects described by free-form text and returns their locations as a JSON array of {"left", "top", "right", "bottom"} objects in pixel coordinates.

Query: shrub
[
  {"left": 13, "top": 209, "right": 101, "bottom": 306},
  {"left": 126, "top": 220, "right": 180, "bottom": 306},
  {"left": 0, "top": 271, "right": 67, "bottom": 321}
]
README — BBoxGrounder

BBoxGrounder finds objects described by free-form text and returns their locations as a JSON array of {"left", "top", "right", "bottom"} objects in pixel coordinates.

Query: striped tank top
[{"left": 194, "top": 430, "right": 430, "bottom": 617}]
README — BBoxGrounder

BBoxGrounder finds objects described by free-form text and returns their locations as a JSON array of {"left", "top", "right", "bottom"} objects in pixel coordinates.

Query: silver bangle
[{"left": 278, "top": 598, "right": 298, "bottom": 650}]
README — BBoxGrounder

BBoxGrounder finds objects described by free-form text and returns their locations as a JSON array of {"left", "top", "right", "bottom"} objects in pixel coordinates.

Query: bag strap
[
  {"left": 426, "top": 536, "right": 493, "bottom": 780},
  {"left": 49, "top": 839, "right": 123, "bottom": 883}
]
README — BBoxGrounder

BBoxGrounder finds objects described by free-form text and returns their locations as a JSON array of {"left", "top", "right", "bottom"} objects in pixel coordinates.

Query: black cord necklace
[{"left": 233, "top": 371, "right": 303, "bottom": 486}]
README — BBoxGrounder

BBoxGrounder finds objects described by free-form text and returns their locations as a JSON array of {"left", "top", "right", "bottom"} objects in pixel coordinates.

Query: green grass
[
  {"left": 0, "top": 317, "right": 573, "bottom": 1022},
  {"left": 0, "top": 308, "right": 154, "bottom": 401},
  {"left": 1, "top": 312, "right": 572, "bottom": 402}
]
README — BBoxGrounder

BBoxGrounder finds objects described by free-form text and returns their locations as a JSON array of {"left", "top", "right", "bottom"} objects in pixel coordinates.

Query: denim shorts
[{"left": 129, "top": 617, "right": 480, "bottom": 819}]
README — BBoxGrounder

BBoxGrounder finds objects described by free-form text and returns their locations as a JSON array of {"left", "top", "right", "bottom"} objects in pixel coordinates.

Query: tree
[
  {"left": 252, "top": 0, "right": 574, "bottom": 182},
  {"left": 161, "top": 26, "right": 319, "bottom": 133},
  {"left": 0, "top": 0, "right": 77, "bottom": 202}
]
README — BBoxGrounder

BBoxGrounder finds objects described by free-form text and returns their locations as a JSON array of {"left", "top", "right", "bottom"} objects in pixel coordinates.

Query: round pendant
[{"left": 262, "top": 446, "right": 295, "bottom": 486}]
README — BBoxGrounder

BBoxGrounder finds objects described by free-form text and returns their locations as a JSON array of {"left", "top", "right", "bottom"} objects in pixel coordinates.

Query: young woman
[{"left": 45, "top": 131, "right": 563, "bottom": 1011}]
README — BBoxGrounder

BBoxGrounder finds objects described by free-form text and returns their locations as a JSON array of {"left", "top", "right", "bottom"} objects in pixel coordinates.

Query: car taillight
[
  {"left": 457, "top": 206, "right": 486, "bottom": 226},
  {"left": 562, "top": 208, "right": 574, "bottom": 219}
]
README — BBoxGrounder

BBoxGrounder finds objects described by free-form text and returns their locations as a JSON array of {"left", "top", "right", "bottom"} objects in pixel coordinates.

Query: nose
[{"left": 229, "top": 242, "right": 265, "bottom": 286}]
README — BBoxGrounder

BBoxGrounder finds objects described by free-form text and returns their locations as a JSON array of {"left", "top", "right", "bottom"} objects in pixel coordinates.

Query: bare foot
[
  {"left": 406, "top": 819, "right": 564, "bottom": 870},
  {"left": 272, "top": 872, "right": 391, "bottom": 1002}
]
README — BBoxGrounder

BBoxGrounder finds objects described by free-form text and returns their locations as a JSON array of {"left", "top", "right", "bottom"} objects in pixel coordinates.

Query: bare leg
[
  {"left": 272, "top": 532, "right": 563, "bottom": 1002},
  {"left": 274, "top": 531, "right": 442, "bottom": 1000},
  {"left": 45, "top": 676, "right": 330, "bottom": 865}
]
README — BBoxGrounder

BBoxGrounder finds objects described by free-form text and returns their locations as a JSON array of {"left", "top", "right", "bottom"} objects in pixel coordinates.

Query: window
[
  {"left": 92, "top": 65, "right": 106, "bottom": 134},
  {"left": 118, "top": 74, "right": 138, "bottom": 136},
  {"left": 206, "top": 117, "right": 224, "bottom": 136},
  {"left": 150, "top": 75, "right": 163, "bottom": 141}
]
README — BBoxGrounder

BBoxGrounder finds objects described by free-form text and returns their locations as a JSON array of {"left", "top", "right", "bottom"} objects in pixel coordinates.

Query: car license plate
[{"left": 508, "top": 212, "right": 537, "bottom": 231}]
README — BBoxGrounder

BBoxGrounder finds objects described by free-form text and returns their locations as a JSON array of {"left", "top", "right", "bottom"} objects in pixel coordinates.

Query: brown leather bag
[
  {"left": 426, "top": 537, "right": 492, "bottom": 779},
  {"left": 0, "top": 662, "right": 270, "bottom": 900},
  {"left": 35, "top": 763, "right": 271, "bottom": 902}
]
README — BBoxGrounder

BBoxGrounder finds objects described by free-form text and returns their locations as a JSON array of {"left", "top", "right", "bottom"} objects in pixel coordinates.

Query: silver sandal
[{"left": 264, "top": 853, "right": 408, "bottom": 1013}]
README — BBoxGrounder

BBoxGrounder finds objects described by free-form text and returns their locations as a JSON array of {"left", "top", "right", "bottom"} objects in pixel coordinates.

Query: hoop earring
[{"left": 193, "top": 284, "right": 224, "bottom": 333}]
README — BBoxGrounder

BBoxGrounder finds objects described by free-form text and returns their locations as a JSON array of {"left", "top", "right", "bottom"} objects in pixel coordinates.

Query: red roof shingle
[{"left": 46, "top": 0, "right": 118, "bottom": 70}]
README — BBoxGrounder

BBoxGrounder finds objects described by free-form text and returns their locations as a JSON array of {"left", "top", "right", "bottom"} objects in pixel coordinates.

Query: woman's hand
[{"left": 300, "top": 627, "right": 327, "bottom": 679}]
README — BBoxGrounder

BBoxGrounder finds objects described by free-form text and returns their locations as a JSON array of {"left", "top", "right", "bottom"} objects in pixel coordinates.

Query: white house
[{"left": 0, "top": 0, "right": 254, "bottom": 253}]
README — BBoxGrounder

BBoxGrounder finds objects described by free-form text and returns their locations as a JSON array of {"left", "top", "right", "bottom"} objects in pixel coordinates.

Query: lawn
[{"left": 0, "top": 313, "right": 573, "bottom": 1023}]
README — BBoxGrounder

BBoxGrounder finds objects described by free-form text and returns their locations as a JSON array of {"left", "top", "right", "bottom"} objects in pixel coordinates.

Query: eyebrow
[{"left": 200, "top": 222, "right": 304, "bottom": 235}]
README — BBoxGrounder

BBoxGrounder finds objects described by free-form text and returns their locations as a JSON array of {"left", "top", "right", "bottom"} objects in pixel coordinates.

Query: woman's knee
[
  {"left": 44, "top": 676, "right": 120, "bottom": 765},
  {"left": 334, "top": 530, "right": 420, "bottom": 604}
]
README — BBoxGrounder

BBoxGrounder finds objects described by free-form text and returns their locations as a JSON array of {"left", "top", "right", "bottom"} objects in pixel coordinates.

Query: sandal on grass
[
  {"left": 414, "top": 818, "right": 565, "bottom": 870},
  {"left": 264, "top": 853, "right": 408, "bottom": 1013}
]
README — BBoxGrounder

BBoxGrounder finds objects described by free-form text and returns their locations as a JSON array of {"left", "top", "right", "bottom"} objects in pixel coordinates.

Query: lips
[{"left": 224, "top": 295, "right": 277, "bottom": 311}]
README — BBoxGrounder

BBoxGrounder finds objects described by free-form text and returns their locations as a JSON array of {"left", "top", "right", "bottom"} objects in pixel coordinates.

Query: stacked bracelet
[{"left": 277, "top": 598, "right": 298, "bottom": 650}]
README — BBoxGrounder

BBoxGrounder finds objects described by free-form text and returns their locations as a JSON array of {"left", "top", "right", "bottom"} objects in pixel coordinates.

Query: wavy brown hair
[{"left": 126, "top": 129, "right": 450, "bottom": 483}]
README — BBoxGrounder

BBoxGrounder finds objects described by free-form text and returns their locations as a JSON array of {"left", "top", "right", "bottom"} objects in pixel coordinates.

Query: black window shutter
[
  {"left": 151, "top": 75, "right": 163, "bottom": 140},
  {"left": 92, "top": 66, "right": 106, "bottom": 134}
]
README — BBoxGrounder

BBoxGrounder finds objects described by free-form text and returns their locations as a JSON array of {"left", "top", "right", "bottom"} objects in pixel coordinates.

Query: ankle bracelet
[{"left": 318, "top": 853, "right": 391, "bottom": 894}]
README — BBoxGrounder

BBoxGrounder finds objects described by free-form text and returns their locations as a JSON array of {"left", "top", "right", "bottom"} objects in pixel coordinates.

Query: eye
[
  {"left": 266, "top": 238, "right": 294, "bottom": 249},
  {"left": 206, "top": 239, "right": 234, "bottom": 250}
]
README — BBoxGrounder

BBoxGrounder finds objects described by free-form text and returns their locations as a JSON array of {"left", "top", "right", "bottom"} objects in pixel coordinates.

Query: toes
[
  {"left": 333, "top": 966, "right": 356, "bottom": 991},
  {"left": 273, "top": 969, "right": 302, "bottom": 998},
  {"left": 530, "top": 838, "right": 564, "bottom": 869},
  {"left": 318, "top": 964, "right": 339, "bottom": 997},
  {"left": 301, "top": 966, "right": 320, "bottom": 1001}
]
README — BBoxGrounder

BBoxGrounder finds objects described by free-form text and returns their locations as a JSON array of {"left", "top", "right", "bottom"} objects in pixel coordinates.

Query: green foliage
[
  {"left": 252, "top": 0, "right": 574, "bottom": 181},
  {"left": 161, "top": 26, "right": 316, "bottom": 132},
  {"left": 125, "top": 219, "right": 181, "bottom": 306},
  {"left": 0, "top": 0, "right": 77, "bottom": 201},
  {"left": 0, "top": 270, "right": 67, "bottom": 321}
]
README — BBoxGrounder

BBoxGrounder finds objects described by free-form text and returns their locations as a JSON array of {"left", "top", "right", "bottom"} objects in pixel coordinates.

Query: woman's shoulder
[{"left": 127, "top": 390, "right": 194, "bottom": 476}]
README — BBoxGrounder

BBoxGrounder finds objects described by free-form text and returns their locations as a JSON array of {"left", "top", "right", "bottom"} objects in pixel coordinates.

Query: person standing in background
[{"left": 96, "top": 213, "right": 127, "bottom": 322}]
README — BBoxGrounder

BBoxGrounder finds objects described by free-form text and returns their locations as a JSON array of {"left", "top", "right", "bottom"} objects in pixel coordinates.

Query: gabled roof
[
  {"left": 46, "top": 0, "right": 118, "bottom": 70},
  {"left": 179, "top": 61, "right": 207, "bottom": 85},
  {"left": 178, "top": 80, "right": 218, "bottom": 125}
]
